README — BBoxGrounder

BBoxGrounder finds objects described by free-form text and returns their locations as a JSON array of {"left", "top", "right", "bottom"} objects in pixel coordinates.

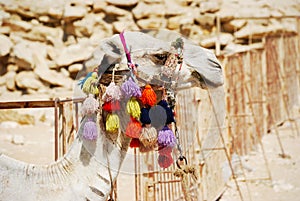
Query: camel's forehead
[{"left": 95, "top": 31, "right": 223, "bottom": 88}]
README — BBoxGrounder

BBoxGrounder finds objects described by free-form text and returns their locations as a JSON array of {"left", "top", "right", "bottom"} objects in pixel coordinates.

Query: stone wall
[{"left": 0, "top": 0, "right": 299, "bottom": 100}]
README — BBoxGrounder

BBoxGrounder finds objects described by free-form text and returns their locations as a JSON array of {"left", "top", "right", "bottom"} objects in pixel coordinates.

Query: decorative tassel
[
  {"left": 102, "top": 82, "right": 122, "bottom": 102},
  {"left": 78, "top": 72, "right": 92, "bottom": 89},
  {"left": 82, "top": 72, "right": 99, "bottom": 95},
  {"left": 158, "top": 153, "right": 174, "bottom": 168},
  {"left": 139, "top": 142, "right": 154, "bottom": 153},
  {"left": 129, "top": 138, "right": 140, "bottom": 148},
  {"left": 141, "top": 85, "right": 157, "bottom": 107},
  {"left": 157, "top": 126, "right": 176, "bottom": 147},
  {"left": 139, "top": 126, "right": 157, "bottom": 148},
  {"left": 83, "top": 118, "right": 98, "bottom": 140},
  {"left": 126, "top": 97, "right": 141, "bottom": 119},
  {"left": 158, "top": 145, "right": 173, "bottom": 155},
  {"left": 140, "top": 107, "right": 151, "bottom": 125},
  {"left": 125, "top": 117, "right": 142, "bottom": 138},
  {"left": 78, "top": 68, "right": 97, "bottom": 88},
  {"left": 158, "top": 100, "right": 175, "bottom": 125},
  {"left": 106, "top": 113, "right": 120, "bottom": 134},
  {"left": 81, "top": 94, "right": 99, "bottom": 116},
  {"left": 121, "top": 77, "right": 141, "bottom": 99},
  {"left": 149, "top": 105, "right": 167, "bottom": 130},
  {"left": 102, "top": 100, "right": 121, "bottom": 112}
]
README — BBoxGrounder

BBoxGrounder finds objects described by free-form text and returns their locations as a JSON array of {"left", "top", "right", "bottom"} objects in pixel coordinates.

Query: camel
[{"left": 0, "top": 31, "right": 224, "bottom": 201}]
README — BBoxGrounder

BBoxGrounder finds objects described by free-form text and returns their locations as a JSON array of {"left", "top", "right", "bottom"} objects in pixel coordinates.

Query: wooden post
[
  {"left": 54, "top": 98, "right": 59, "bottom": 161},
  {"left": 216, "top": 14, "right": 221, "bottom": 56}
]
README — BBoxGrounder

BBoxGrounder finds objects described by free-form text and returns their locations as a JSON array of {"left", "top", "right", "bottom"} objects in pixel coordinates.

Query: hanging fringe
[
  {"left": 106, "top": 113, "right": 120, "bottom": 134},
  {"left": 158, "top": 153, "right": 173, "bottom": 169},
  {"left": 129, "top": 138, "right": 140, "bottom": 148},
  {"left": 81, "top": 94, "right": 99, "bottom": 116},
  {"left": 83, "top": 118, "right": 98, "bottom": 140},
  {"left": 82, "top": 72, "right": 99, "bottom": 95},
  {"left": 103, "top": 100, "right": 121, "bottom": 112},
  {"left": 139, "top": 126, "right": 157, "bottom": 148},
  {"left": 141, "top": 85, "right": 157, "bottom": 107},
  {"left": 140, "top": 107, "right": 151, "bottom": 124},
  {"left": 125, "top": 117, "right": 142, "bottom": 138},
  {"left": 126, "top": 97, "right": 141, "bottom": 119},
  {"left": 121, "top": 77, "right": 141, "bottom": 98},
  {"left": 102, "top": 82, "right": 122, "bottom": 102},
  {"left": 157, "top": 126, "right": 177, "bottom": 147},
  {"left": 158, "top": 100, "right": 175, "bottom": 125}
]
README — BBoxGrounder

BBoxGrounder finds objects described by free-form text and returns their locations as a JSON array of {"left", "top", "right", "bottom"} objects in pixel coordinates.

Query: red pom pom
[
  {"left": 140, "top": 85, "right": 157, "bottom": 107},
  {"left": 158, "top": 146, "right": 173, "bottom": 155},
  {"left": 102, "top": 100, "right": 121, "bottom": 112},
  {"left": 158, "top": 153, "right": 173, "bottom": 168},
  {"left": 129, "top": 138, "right": 140, "bottom": 148},
  {"left": 125, "top": 117, "right": 142, "bottom": 138}
]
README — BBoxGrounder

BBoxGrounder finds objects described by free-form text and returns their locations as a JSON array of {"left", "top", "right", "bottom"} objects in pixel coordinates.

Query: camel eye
[{"left": 152, "top": 53, "right": 168, "bottom": 65}]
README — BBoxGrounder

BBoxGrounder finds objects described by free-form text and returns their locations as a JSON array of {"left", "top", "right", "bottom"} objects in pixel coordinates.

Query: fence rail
[{"left": 0, "top": 97, "right": 85, "bottom": 160}]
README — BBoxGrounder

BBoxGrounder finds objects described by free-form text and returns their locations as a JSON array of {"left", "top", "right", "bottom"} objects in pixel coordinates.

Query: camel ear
[{"left": 183, "top": 43, "right": 224, "bottom": 88}]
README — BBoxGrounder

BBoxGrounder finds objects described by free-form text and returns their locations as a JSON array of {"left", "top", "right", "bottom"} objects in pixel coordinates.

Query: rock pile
[{"left": 0, "top": 0, "right": 299, "bottom": 100}]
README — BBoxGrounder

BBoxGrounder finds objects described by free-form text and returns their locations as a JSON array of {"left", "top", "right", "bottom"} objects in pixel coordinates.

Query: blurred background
[{"left": 0, "top": 0, "right": 300, "bottom": 201}]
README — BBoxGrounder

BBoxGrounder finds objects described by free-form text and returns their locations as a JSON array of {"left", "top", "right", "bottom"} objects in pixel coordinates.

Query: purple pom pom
[
  {"left": 158, "top": 126, "right": 176, "bottom": 147},
  {"left": 83, "top": 119, "right": 98, "bottom": 140},
  {"left": 121, "top": 77, "right": 141, "bottom": 98}
]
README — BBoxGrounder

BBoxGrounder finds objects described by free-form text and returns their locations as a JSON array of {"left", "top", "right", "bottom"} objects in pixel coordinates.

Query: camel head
[{"left": 79, "top": 30, "right": 224, "bottom": 172}]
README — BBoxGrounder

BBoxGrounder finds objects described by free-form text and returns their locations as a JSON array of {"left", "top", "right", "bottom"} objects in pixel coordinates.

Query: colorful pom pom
[
  {"left": 141, "top": 85, "right": 157, "bottom": 107},
  {"left": 158, "top": 153, "right": 173, "bottom": 168},
  {"left": 82, "top": 72, "right": 99, "bottom": 95},
  {"left": 121, "top": 77, "right": 141, "bottom": 98},
  {"left": 106, "top": 113, "right": 120, "bottom": 133},
  {"left": 126, "top": 97, "right": 141, "bottom": 119},
  {"left": 81, "top": 94, "right": 99, "bottom": 116},
  {"left": 158, "top": 100, "right": 175, "bottom": 125},
  {"left": 140, "top": 107, "right": 151, "bottom": 124},
  {"left": 139, "top": 126, "right": 157, "bottom": 147},
  {"left": 149, "top": 105, "right": 167, "bottom": 130},
  {"left": 125, "top": 117, "right": 142, "bottom": 138},
  {"left": 158, "top": 145, "right": 173, "bottom": 155},
  {"left": 129, "top": 138, "right": 140, "bottom": 148},
  {"left": 102, "top": 82, "right": 122, "bottom": 102},
  {"left": 83, "top": 118, "right": 98, "bottom": 140},
  {"left": 102, "top": 100, "right": 121, "bottom": 112},
  {"left": 157, "top": 126, "right": 176, "bottom": 147}
]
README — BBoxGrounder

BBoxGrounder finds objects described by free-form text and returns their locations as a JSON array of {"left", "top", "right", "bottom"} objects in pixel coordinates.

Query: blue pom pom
[
  {"left": 158, "top": 100, "right": 175, "bottom": 125},
  {"left": 140, "top": 107, "right": 151, "bottom": 124}
]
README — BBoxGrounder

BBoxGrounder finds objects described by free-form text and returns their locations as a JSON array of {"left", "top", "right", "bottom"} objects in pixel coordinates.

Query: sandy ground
[
  {"left": 0, "top": 113, "right": 299, "bottom": 201},
  {"left": 220, "top": 120, "right": 300, "bottom": 201}
]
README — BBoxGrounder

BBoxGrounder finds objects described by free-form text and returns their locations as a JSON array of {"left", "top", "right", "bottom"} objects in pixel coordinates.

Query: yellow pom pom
[
  {"left": 82, "top": 74, "right": 99, "bottom": 95},
  {"left": 106, "top": 114, "right": 120, "bottom": 133},
  {"left": 126, "top": 97, "right": 141, "bottom": 119}
]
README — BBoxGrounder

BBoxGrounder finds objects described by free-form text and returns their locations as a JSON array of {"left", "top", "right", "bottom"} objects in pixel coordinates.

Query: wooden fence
[
  {"left": 225, "top": 33, "right": 300, "bottom": 156},
  {"left": 0, "top": 98, "right": 84, "bottom": 160},
  {"left": 135, "top": 19, "right": 300, "bottom": 201}
]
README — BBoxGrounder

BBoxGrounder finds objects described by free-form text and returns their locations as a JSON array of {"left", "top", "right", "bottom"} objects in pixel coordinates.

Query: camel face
[{"left": 86, "top": 31, "right": 223, "bottom": 90}]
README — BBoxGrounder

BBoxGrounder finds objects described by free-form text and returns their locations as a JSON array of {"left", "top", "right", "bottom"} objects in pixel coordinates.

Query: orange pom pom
[
  {"left": 125, "top": 117, "right": 142, "bottom": 138},
  {"left": 141, "top": 85, "right": 157, "bottom": 107}
]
